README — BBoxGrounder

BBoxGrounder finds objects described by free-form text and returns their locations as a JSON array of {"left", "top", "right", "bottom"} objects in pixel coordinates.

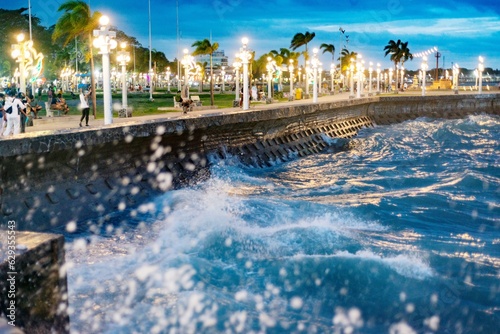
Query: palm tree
[
  {"left": 53, "top": 1, "right": 101, "bottom": 118},
  {"left": 320, "top": 43, "right": 335, "bottom": 63},
  {"left": 290, "top": 31, "right": 316, "bottom": 66},
  {"left": 384, "top": 39, "right": 402, "bottom": 90},
  {"left": 192, "top": 39, "right": 219, "bottom": 106},
  {"left": 339, "top": 48, "right": 357, "bottom": 73}
]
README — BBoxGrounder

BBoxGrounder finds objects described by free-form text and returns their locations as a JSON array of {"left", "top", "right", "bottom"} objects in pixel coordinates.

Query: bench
[
  {"left": 191, "top": 95, "right": 202, "bottom": 107},
  {"left": 44, "top": 102, "right": 61, "bottom": 117}
]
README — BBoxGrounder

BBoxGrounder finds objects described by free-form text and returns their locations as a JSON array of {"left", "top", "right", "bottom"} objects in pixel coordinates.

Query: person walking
[
  {"left": 79, "top": 88, "right": 91, "bottom": 127},
  {"left": 3, "top": 90, "right": 26, "bottom": 136}
]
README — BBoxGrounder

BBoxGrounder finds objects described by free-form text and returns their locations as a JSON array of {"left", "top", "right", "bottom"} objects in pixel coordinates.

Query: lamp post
[
  {"left": 421, "top": 56, "right": 428, "bottom": 96},
  {"left": 240, "top": 37, "right": 252, "bottom": 110},
  {"left": 233, "top": 60, "right": 241, "bottom": 104},
  {"left": 356, "top": 54, "right": 362, "bottom": 99},
  {"left": 368, "top": 62, "right": 373, "bottom": 96},
  {"left": 312, "top": 48, "right": 319, "bottom": 103},
  {"left": 349, "top": 58, "right": 355, "bottom": 99},
  {"left": 288, "top": 59, "right": 294, "bottom": 100},
  {"left": 376, "top": 63, "right": 381, "bottom": 94},
  {"left": 401, "top": 66, "right": 405, "bottom": 91},
  {"left": 166, "top": 67, "right": 171, "bottom": 92},
  {"left": 221, "top": 66, "right": 226, "bottom": 93},
  {"left": 478, "top": 56, "right": 484, "bottom": 94},
  {"left": 117, "top": 42, "right": 130, "bottom": 117},
  {"left": 181, "top": 48, "right": 195, "bottom": 99},
  {"left": 11, "top": 33, "right": 44, "bottom": 96},
  {"left": 266, "top": 56, "right": 274, "bottom": 100},
  {"left": 305, "top": 61, "right": 310, "bottom": 97},
  {"left": 453, "top": 63, "right": 459, "bottom": 95},
  {"left": 93, "top": 15, "right": 117, "bottom": 125},
  {"left": 330, "top": 63, "right": 335, "bottom": 94},
  {"left": 389, "top": 68, "right": 393, "bottom": 92}
]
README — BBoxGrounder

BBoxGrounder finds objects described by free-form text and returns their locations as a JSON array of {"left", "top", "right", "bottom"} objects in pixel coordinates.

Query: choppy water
[{"left": 63, "top": 114, "right": 499, "bottom": 333}]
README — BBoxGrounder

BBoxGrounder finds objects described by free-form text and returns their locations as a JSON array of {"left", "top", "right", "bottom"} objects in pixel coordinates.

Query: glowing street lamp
[
  {"left": 233, "top": 60, "right": 241, "bottom": 104},
  {"left": 368, "top": 62, "right": 373, "bottom": 96},
  {"left": 349, "top": 58, "right": 355, "bottom": 99},
  {"left": 376, "top": 63, "right": 381, "bottom": 94},
  {"left": 312, "top": 48, "right": 319, "bottom": 103},
  {"left": 117, "top": 41, "right": 131, "bottom": 117},
  {"left": 453, "top": 63, "right": 460, "bottom": 95},
  {"left": 181, "top": 48, "right": 196, "bottom": 98},
  {"left": 330, "top": 63, "right": 335, "bottom": 94},
  {"left": 288, "top": 59, "right": 295, "bottom": 100},
  {"left": 421, "top": 56, "right": 428, "bottom": 96},
  {"left": 166, "top": 67, "right": 171, "bottom": 92},
  {"left": 93, "top": 15, "right": 117, "bottom": 125},
  {"left": 11, "top": 32, "right": 44, "bottom": 96},
  {"left": 240, "top": 37, "right": 252, "bottom": 110},
  {"left": 389, "top": 68, "right": 394, "bottom": 92},
  {"left": 478, "top": 56, "right": 484, "bottom": 94},
  {"left": 356, "top": 54, "right": 363, "bottom": 99},
  {"left": 400, "top": 66, "right": 405, "bottom": 91},
  {"left": 266, "top": 56, "right": 275, "bottom": 100},
  {"left": 221, "top": 66, "right": 226, "bottom": 93}
]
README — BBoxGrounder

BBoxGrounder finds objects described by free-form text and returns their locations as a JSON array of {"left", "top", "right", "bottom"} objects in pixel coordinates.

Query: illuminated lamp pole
[
  {"left": 368, "top": 62, "right": 373, "bottom": 95},
  {"left": 453, "top": 63, "right": 459, "bottom": 95},
  {"left": 117, "top": 42, "right": 131, "bottom": 117},
  {"left": 330, "top": 63, "right": 335, "bottom": 94},
  {"left": 166, "top": 67, "right": 171, "bottom": 92},
  {"left": 233, "top": 60, "right": 241, "bottom": 105},
  {"left": 356, "top": 55, "right": 362, "bottom": 99},
  {"left": 11, "top": 33, "right": 43, "bottom": 96},
  {"left": 181, "top": 48, "right": 194, "bottom": 99},
  {"left": 389, "top": 68, "right": 394, "bottom": 93},
  {"left": 349, "top": 58, "right": 355, "bottom": 99},
  {"left": 266, "top": 56, "right": 274, "bottom": 100},
  {"left": 478, "top": 56, "right": 484, "bottom": 94},
  {"left": 401, "top": 66, "right": 405, "bottom": 91},
  {"left": 240, "top": 37, "right": 252, "bottom": 110},
  {"left": 93, "top": 15, "right": 117, "bottom": 125},
  {"left": 288, "top": 59, "right": 294, "bottom": 100},
  {"left": 376, "top": 63, "right": 381, "bottom": 94},
  {"left": 312, "top": 48, "right": 319, "bottom": 103},
  {"left": 221, "top": 66, "right": 226, "bottom": 93},
  {"left": 421, "top": 56, "right": 428, "bottom": 96}
]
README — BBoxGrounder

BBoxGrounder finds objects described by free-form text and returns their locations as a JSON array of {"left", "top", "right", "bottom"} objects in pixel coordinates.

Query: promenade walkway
[{"left": 13, "top": 89, "right": 496, "bottom": 136}]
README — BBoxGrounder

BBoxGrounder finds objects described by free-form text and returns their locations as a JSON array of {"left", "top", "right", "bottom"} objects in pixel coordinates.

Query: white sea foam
[{"left": 331, "top": 250, "right": 434, "bottom": 280}]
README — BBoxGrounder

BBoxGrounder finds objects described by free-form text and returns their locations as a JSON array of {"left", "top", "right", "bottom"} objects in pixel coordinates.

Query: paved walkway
[{"left": 9, "top": 89, "right": 496, "bottom": 136}]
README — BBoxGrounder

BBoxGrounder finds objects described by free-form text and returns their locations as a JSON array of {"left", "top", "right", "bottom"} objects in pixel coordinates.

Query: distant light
[
  {"left": 241, "top": 37, "right": 249, "bottom": 46},
  {"left": 99, "top": 15, "right": 110, "bottom": 26},
  {"left": 17, "top": 33, "right": 25, "bottom": 42}
]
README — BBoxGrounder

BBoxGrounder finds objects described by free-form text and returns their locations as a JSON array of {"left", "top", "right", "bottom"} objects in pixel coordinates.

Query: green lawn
[{"left": 63, "top": 89, "right": 240, "bottom": 118}]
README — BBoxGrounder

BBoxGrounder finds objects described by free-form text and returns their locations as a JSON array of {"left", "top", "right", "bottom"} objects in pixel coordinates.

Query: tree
[
  {"left": 191, "top": 39, "right": 219, "bottom": 106},
  {"left": 339, "top": 48, "right": 357, "bottom": 73},
  {"left": 290, "top": 31, "right": 315, "bottom": 66},
  {"left": 53, "top": 1, "right": 101, "bottom": 118},
  {"left": 320, "top": 43, "right": 335, "bottom": 63},
  {"left": 384, "top": 39, "right": 413, "bottom": 90},
  {"left": 0, "top": 8, "right": 56, "bottom": 79}
]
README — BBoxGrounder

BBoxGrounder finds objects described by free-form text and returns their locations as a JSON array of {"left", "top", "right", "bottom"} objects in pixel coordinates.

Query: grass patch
[{"left": 62, "top": 89, "right": 240, "bottom": 119}]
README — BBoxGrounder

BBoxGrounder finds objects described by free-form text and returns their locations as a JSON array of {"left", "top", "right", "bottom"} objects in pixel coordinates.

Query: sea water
[{"left": 63, "top": 114, "right": 499, "bottom": 333}]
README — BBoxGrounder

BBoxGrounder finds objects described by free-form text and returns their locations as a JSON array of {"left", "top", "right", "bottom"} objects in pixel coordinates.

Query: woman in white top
[
  {"left": 3, "top": 90, "right": 27, "bottom": 136},
  {"left": 79, "top": 88, "right": 91, "bottom": 127}
]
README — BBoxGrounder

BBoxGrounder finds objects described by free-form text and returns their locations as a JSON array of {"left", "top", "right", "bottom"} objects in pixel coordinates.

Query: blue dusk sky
[{"left": 5, "top": 0, "right": 500, "bottom": 70}]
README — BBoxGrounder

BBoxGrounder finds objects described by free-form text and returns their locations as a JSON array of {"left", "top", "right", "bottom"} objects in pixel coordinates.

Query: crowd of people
[{"left": 0, "top": 84, "right": 92, "bottom": 137}]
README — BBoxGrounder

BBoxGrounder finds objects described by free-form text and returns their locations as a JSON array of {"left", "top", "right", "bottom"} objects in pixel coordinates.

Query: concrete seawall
[{"left": 0, "top": 94, "right": 498, "bottom": 232}]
